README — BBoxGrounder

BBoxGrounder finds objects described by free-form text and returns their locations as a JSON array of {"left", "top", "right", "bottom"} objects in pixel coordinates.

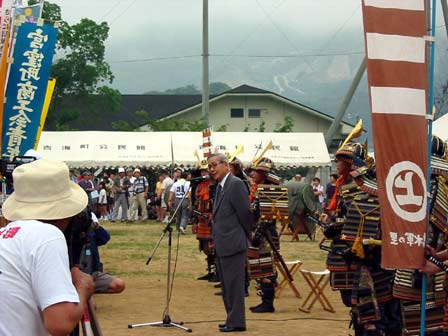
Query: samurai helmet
[
  {"left": 335, "top": 142, "right": 367, "bottom": 170},
  {"left": 199, "top": 158, "right": 208, "bottom": 170},
  {"left": 432, "top": 135, "right": 447, "bottom": 159},
  {"left": 249, "top": 157, "right": 274, "bottom": 172}
]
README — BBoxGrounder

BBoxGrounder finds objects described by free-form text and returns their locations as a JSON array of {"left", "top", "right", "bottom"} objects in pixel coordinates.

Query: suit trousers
[{"left": 216, "top": 251, "right": 246, "bottom": 328}]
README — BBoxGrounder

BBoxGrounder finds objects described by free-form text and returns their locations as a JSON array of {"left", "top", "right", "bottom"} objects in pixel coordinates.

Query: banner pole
[
  {"left": 0, "top": 21, "right": 12, "bottom": 154},
  {"left": 34, "top": 78, "right": 56, "bottom": 149},
  {"left": 421, "top": 0, "right": 437, "bottom": 335}
]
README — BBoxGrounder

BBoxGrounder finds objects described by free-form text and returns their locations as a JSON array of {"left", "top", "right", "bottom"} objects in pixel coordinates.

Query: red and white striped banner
[
  {"left": 202, "top": 128, "right": 212, "bottom": 158},
  {"left": 362, "top": 0, "right": 428, "bottom": 269}
]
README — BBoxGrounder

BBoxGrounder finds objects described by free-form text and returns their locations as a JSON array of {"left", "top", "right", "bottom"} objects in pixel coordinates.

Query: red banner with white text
[{"left": 362, "top": 0, "right": 428, "bottom": 269}]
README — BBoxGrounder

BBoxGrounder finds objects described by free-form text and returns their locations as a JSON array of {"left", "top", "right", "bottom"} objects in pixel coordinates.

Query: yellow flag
[{"left": 34, "top": 78, "right": 56, "bottom": 149}]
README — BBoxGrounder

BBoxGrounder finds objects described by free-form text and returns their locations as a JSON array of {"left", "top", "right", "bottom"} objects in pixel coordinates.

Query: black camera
[{"left": 1, "top": 156, "right": 37, "bottom": 194}]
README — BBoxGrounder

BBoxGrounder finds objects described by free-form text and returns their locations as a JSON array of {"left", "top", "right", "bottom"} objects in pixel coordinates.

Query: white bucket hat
[{"left": 2, "top": 159, "right": 88, "bottom": 221}]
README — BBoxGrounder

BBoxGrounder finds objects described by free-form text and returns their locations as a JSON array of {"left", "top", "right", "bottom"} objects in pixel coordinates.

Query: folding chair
[
  {"left": 299, "top": 269, "right": 335, "bottom": 313},
  {"left": 279, "top": 218, "right": 293, "bottom": 236},
  {"left": 275, "top": 260, "right": 302, "bottom": 299}
]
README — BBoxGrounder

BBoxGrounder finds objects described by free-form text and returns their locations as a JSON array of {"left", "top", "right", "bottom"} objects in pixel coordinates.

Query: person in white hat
[
  {"left": 0, "top": 159, "right": 95, "bottom": 336},
  {"left": 130, "top": 168, "right": 149, "bottom": 221}
]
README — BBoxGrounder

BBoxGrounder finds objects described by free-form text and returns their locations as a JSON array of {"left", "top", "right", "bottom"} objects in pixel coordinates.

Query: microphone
[{"left": 190, "top": 175, "right": 211, "bottom": 182}]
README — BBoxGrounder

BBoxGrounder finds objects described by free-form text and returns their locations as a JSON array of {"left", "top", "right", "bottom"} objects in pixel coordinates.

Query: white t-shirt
[
  {"left": 313, "top": 184, "right": 325, "bottom": 203},
  {"left": 162, "top": 176, "right": 173, "bottom": 191},
  {"left": 128, "top": 176, "right": 136, "bottom": 193},
  {"left": 162, "top": 176, "right": 173, "bottom": 194},
  {"left": 0, "top": 220, "right": 80, "bottom": 336},
  {"left": 98, "top": 188, "right": 107, "bottom": 204},
  {"left": 170, "top": 179, "right": 191, "bottom": 199}
]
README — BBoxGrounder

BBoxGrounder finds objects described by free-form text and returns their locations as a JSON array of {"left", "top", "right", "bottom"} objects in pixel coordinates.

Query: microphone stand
[{"left": 128, "top": 183, "right": 192, "bottom": 333}]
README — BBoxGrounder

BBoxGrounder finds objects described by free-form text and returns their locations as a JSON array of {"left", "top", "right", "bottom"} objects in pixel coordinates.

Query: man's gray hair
[{"left": 208, "top": 153, "right": 229, "bottom": 163}]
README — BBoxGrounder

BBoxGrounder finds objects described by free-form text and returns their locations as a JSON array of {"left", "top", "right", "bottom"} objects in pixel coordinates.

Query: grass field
[{"left": 93, "top": 220, "right": 351, "bottom": 336}]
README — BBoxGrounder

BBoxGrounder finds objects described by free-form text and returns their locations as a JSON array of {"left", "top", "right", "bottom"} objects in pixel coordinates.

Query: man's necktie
[{"left": 215, "top": 184, "right": 222, "bottom": 205}]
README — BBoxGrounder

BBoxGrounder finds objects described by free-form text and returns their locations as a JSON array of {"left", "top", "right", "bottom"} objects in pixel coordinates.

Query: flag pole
[
  {"left": 170, "top": 134, "right": 175, "bottom": 178},
  {"left": 421, "top": 0, "right": 437, "bottom": 335}
]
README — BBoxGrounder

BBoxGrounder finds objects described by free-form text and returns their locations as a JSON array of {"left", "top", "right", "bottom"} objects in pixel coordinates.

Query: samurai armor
[
  {"left": 401, "top": 299, "right": 445, "bottom": 335},
  {"left": 394, "top": 269, "right": 446, "bottom": 335},
  {"left": 247, "top": 247, "right": 275, "bottom": 280},
  {"left": 431, "top": 155, "right": 448, "bottom": 176},
  {"left": 429, "top": 176, "right": 448, "bottom": 233},
  {"left": 330, "top": 270, "right": 356, "bottom": 290},
  {"left": 196, "top": 219, "right": 212, "bottom": 240},
  {"left": 351, "top": 266, "right": 381, "bottom": 324},
  {"left": 340, "top": 183, "right": 365, "bottom": 211},
  {"left": 326, "top": 239, "right": 355, "bottom": 271},
  {"left": 444, "top": 296, "right": 448, "bottom": 332},
  {"left": 393, "top": 269, "right": 446, "bottom": 305},
  {"left": 341, "top": 193, "right": 380, "bottom": 242},
  {"left": 257, "top": 185, "right": 289, "bottom": 220},
  {"left": 352, "top": 264, "right": 394, "bottom": 311}
]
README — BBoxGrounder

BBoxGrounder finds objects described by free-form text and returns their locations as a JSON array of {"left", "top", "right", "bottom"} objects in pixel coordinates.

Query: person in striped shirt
[{"left": 129, "top": 168, "right": 149, "bottom": 222}]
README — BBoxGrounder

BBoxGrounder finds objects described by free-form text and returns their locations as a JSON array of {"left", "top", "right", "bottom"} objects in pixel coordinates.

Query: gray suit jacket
[{"left": 212, "top": 174, "right": 253, "bottom": 257}]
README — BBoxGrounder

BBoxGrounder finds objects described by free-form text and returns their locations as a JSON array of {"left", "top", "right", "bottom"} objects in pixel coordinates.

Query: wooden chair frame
[
  {"left": 275, "top": 260, "right": 302, "bottom": 299},
  {"left": 299, "top": 269, "right": 335, "bottom": 313}
]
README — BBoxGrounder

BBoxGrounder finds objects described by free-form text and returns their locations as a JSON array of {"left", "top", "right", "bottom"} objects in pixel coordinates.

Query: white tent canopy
[
  {"left": 433, "top": 113, "right": 448, "bottom": 140},
  {"left": 37, "top": 131, "right": 331, "bottom": 169}
]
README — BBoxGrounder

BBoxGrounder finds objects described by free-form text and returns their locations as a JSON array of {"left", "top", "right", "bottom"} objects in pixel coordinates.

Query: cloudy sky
[
  {"left": 51, "top": 0, "right": 368, "bottom": 93},
  {"left": 52, "top": 0, "right": 446, "bottom": 95}
]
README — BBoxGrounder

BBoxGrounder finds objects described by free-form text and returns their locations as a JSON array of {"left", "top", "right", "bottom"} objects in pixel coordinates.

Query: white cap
[
  {"left": 24, "top": 149, "right": 42, "bottom": 160},
  {"left": 118, "top": 167, "right": 125, "bottom": 173}
]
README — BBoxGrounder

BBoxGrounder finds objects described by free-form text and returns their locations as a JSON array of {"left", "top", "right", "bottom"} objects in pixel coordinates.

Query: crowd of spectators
[
  {"left": 74, "top": 167, "right": 338, "bottom": 224},
  {"left": 74, "top": 167, "right": 192, "bottom": 224}
]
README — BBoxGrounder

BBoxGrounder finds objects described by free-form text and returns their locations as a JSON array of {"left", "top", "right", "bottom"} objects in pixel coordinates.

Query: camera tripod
[{"left": 128, "top": 185, "right": 192, "bottom": 332}]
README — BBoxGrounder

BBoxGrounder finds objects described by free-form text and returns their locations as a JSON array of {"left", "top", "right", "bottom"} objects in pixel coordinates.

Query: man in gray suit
[{"left": 208, "top": 153, "right": 253, "bottom": 333}]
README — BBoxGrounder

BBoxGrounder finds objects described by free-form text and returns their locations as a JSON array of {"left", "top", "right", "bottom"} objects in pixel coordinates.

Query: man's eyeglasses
[{"left": 208, "top": 161, "right": 224, "bottom": 169}]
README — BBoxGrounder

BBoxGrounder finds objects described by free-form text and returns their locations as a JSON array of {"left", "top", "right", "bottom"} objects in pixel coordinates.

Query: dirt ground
[{"left": 93, "top": 221, "right": 352, "bottom": 336}]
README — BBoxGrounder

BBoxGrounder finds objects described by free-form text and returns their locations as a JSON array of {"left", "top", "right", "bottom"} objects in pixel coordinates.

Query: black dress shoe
[
  {"left": 250, "top": 303, "right": 275, "bottom": 313},
  {"left": 249, "top": 303, "right": 262, "bottom": 311},
  {"left": 218, "top": 323, "right": 226, "bottom": 328},
  {"left": 214, "top": 283, "right": 222, "bottom": 288},
  {"left": 219, "top": 326, "right": 246, "bottom": 332},
  {"left": 197, "top": 273, "right": 212, "bottom": 281},
  {"left": 214, "top": 291, "right": 223, "bottom": 296},
  {"left": 208, "top": 273, "right": 220, "bottom": 282}
]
